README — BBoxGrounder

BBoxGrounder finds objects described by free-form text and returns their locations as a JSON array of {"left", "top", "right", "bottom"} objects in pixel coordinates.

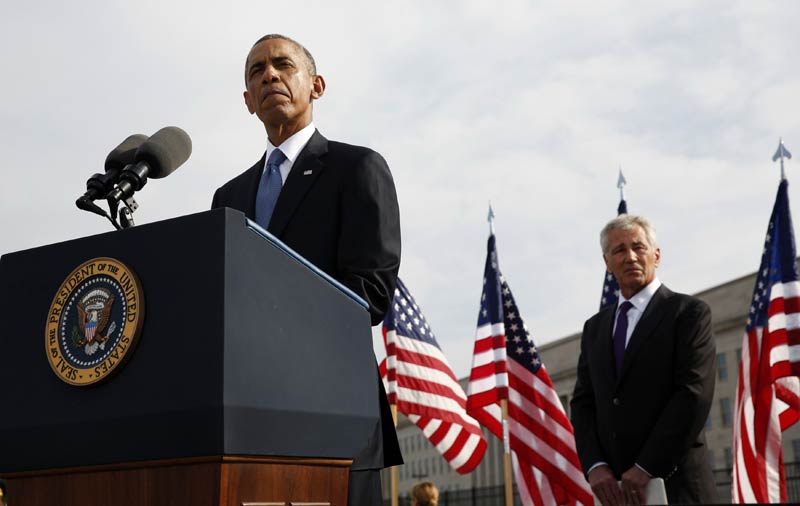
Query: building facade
[{"left": 383, "top": 267, "right": 800, "bottom": 502}]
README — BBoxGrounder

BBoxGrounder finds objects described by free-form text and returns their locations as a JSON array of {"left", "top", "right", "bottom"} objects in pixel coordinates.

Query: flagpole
[
  {"left": 488, "top": 205, "right": 513, "bottom": 506},
  {"left": 390, "top": 403, "right": 399, "bottom": 506},
  {"left": 779, "top": 137, "right": 787, "bottom": 180},
  {"left": 501, "top": 399, "right": 514, "bottom": 506}
]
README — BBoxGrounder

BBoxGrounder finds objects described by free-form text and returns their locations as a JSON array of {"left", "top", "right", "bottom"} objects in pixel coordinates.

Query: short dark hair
[{"left": 245, "top": 34, "right": 317, "bottom": 83}]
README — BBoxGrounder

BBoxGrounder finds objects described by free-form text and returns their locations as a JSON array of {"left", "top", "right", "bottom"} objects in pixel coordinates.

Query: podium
[{"left": 0, "top": 208, "right": 381, "bottom": 505}]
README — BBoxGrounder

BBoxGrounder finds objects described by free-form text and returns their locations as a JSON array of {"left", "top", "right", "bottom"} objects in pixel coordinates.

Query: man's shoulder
[
  {"left": 584, "top": 304, "right": 615, "bottom": 329},
  {"left": 314, "top": 138, "right": 392, "bottom": 184},
  {"left": 325, "top": 139, "right": 386, "bottom": 164},
  {"left": 658, "top": 286, "right": 710, "bottom": 314},
  {"left": 216, "top": 158, "right": 262, "bottom": 192},
  {"left": 211, "top": 157, "right": 262, "bottom": 210}
]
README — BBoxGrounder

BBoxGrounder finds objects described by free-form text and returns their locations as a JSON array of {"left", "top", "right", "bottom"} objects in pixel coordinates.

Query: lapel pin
[{"left": 303, "top": 170, "right": 313, "bottom": 176}]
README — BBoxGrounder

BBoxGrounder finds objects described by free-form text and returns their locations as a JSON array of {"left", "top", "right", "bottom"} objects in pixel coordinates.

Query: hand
[
  {"left": 620, "top": 465, "right": 651, "bottom": 505},
  {"left": 588, "top": 465, "right": 623, "bottom": 506}
]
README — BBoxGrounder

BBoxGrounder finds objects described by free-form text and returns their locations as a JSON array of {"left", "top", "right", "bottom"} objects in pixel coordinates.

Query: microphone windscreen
[
  {"left": 135, "top": 126, "right": 192, "bottom": 178},
  {"left": 104, "top": 134, "right": 149, "bottom": 172}
]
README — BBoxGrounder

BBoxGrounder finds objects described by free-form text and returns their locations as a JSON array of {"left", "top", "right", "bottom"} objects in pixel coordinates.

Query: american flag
[
  {"left": 381, "top": 278, "right": 488, "bottom": 473},
  {"left": 732, "top": 179, "right": 800, "bottom": 503},
  {"left": 599, "top": 187, "right": 628, "bottom": 310},
  {"left": 467, "top": 234, "right": 593, "bottom": 506}
]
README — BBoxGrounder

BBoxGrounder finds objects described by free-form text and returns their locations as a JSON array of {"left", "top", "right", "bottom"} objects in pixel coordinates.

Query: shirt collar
[
  {"left": 618, "top": 277, "right": 661, "bottom": 313},
  {"left": 266, "top": 121, "right": 316, "bottom": 165}
]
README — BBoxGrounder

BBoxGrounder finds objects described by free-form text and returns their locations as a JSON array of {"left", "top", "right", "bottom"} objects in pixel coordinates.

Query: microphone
[
  {"left": 108, "top": 126, "right": 192, "bottom": 203},
  {"left": 76, "top": 134, "right": 148, "bottom": 212}
]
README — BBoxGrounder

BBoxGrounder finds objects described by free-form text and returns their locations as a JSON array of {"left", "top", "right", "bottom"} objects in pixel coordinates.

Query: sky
[{"left": 2, "top": 0, "right": 800, "bottom": 379}]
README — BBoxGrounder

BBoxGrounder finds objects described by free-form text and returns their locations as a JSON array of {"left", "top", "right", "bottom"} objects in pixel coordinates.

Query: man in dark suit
[
  {"left": 212, "top": 34, "right": 402, "bottom": 505},
  {"left": 570, "top": 215, "right": 716, "bottom": 505}
]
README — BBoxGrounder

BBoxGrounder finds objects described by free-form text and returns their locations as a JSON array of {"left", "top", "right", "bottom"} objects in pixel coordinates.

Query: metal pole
[
  {"left": 780, "top": 138, "right": 786, "bottom": 180},
  {"left": 501, "top": 399, "right": 514, "bottom": 506},
  {"left": 390, "top": 404, "right": 399, "bottom": 506}
]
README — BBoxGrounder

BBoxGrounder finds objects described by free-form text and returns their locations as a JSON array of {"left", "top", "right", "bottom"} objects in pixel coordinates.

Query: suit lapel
[
  {"left": 617, "top": 285, "right": 672, "bottom": 384},
  {"left": 595, "top": 306, "right": 617, "bottom": 384},
  {"left": 268, "top": 130, "right": 328, "bottom": 237},
  {"left": 243, "top": 154, "right": 265, "bottom": 220}
]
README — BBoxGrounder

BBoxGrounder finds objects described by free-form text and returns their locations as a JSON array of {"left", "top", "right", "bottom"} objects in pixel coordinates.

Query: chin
[
  {"left": 622, "top": 279, "right": 645, "bottom": 293},
  {"left": 260, "top": 110, "right": 290, "bottom": 125}
]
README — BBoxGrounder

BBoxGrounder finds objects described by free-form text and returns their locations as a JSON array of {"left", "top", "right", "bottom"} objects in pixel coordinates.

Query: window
[
  {"left": 793, "top": 439, "right": 800, "bottom": 463},
  {"left": 720, "top": 398, "right": 732, "bottom": 427},
  {"left": 724, "top": 447, "right": 733, "bottom": 469},
  {"left": 736, "top": 348, "right": 742, "bottom": 364},
  {"left": 717, "top": 353, "right": 728, "bottom": 381}
]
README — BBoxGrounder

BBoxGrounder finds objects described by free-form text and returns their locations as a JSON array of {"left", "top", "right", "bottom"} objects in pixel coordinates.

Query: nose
[
  {"left": 624, "top": 247, "right": 638, "bottom": 262},
  {"left": 262, "top": 65, "right": 280, "bottom": 82}
]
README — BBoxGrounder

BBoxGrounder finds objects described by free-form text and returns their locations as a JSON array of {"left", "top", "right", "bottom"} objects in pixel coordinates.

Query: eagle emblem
[
  {"left": 47, "top": 257, "right": 145, "bottom": 386},
  {"left": 75, "top": 288, "right": 116, "bottom": 356}
]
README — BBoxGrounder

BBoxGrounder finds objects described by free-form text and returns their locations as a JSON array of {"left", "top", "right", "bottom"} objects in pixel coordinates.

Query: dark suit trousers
[{"left": 347, "top": 470, "right": 382, "bottom": 506}]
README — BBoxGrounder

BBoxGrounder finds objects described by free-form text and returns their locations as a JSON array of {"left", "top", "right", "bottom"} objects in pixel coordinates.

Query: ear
[
  {"left": 243, "top": 90, "right": 255, "bottom": 115},
  {"left": 310, "top": 74, "right": 326, "bottom": 100},
  {"left": 603, "top": 253, "right": 612, "bottom": 271},
  {"left": 654, "top": 247, "right": 661, "bottom": 267}
]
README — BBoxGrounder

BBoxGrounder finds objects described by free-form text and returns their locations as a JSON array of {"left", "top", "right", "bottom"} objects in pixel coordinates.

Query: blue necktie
[
  {"left": 255, "top": 149, "right": 287, "bottom": 229},
  {"left": 614, "top": 301, "right": 634, "bottom": 373}
]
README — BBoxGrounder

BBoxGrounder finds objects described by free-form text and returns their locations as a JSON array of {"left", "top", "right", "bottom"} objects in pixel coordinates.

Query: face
[
  {"left": 243, "top": 38, "right": 325, "bottom": 131},
  {"left": 603, "top": 225, "right": 660, "bottom": 299}
]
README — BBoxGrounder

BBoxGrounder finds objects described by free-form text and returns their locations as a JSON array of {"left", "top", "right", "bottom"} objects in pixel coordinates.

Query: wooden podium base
[{"left": 2, "top": 455, "right": 351, "bottom": 506}]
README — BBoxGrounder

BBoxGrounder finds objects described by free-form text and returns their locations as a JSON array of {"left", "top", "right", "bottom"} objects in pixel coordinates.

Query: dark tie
[
  {"left": 614, "top": 301, "right": 634, "bottom": 373},
  {"left": 255, "top": 149, "right": 287, "bottom": 229}
]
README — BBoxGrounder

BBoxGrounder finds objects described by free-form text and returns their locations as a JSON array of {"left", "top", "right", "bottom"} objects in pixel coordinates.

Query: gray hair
[
  {"left": 600, "top": 214, "right": 658, "bottom": 255},
  {"left": 245, "top": 34, "right": 317, "bottom": 83}
]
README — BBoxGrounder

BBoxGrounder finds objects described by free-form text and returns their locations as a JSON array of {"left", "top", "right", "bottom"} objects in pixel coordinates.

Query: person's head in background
[{"left": 410, "top": 481, "right": 439, "bottom": 506}]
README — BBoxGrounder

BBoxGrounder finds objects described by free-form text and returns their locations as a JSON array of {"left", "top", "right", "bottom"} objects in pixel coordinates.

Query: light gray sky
[{"left": 2, "top": 1, "right": 799, "bottom": 378}]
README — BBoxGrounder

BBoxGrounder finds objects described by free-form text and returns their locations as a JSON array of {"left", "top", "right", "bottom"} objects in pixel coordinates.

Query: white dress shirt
[
  {"left": 262, "top": 121, "right": 316, "bottom": 186},
  {"left": 613, "top": 277, "right": 662, "bottom": 348}
]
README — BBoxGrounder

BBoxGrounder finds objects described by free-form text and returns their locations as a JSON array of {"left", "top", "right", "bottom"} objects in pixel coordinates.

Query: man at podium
[{"left": 212, "top": 34, "right": 402, "bottom": 505}]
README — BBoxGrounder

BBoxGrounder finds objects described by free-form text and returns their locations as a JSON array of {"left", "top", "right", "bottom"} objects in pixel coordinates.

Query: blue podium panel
[{"left": 0, "top": 208, "right": 377, "bottom": 473}]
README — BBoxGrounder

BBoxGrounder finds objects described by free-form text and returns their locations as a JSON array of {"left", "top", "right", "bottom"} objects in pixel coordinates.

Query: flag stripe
[
  {"left": 472, "top": 331, "right": 507, "bottom": 352},
  {"left": 394, "top": 369, "right": 466, "bottom": 403}
]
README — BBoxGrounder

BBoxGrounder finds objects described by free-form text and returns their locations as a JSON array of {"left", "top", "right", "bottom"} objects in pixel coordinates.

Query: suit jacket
[
  {"left": 212, "top": 130, "right": 402, "bottom": 470},
  {"left": 570, "top": 285, "right": 717, "bottom": 504}
]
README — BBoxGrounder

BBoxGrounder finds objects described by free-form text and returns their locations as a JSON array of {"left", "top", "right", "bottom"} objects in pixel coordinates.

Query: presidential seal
[{"left": 45, "top": 257, "right": 144, "bottom": 386}]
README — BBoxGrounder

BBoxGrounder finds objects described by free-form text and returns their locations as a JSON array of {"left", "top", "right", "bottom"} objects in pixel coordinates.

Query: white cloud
[{"left": 2, "top": 0, "right": 800, "bottom": 378}]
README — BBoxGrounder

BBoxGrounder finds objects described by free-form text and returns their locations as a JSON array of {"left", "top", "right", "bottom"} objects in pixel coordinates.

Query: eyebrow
[
  {"left": 248, "top": 55, "right": 294, "bottom": 73},
  {"left": 612, "top": 240, "right": 647, "bottom": 251},
  {"left": 272, "top": 56, "right": 293, "bottom": 65}
]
